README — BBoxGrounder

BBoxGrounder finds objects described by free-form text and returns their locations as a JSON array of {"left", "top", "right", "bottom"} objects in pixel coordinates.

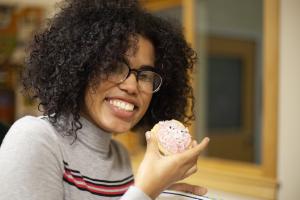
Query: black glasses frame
[{"left": 119, "top": 62, "right": 163, "bottom": 93}]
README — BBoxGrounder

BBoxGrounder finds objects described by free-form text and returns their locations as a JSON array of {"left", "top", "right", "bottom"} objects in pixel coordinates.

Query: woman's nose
[{"left": 118, "top": 73, "right": 139, "bottom": 94}]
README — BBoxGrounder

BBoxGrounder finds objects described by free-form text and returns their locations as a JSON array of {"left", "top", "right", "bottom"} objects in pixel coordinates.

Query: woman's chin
[{"left": 102, "top": 121, "right": 133, "bottom": 133}]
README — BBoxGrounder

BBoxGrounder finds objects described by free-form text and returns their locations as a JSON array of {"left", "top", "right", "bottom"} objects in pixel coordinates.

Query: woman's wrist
[{"left": 134, "top": 182, "right": 161, "bottom": 200}]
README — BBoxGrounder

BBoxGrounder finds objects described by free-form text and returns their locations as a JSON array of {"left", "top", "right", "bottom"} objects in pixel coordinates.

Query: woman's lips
[{"left": 105, "top": 98, "right": 137, "bottom": 119}]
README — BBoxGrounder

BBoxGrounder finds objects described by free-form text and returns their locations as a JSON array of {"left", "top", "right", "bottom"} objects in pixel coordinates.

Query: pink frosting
[{"left": 156, "top": 120, "right": 191, "bottom": 154}]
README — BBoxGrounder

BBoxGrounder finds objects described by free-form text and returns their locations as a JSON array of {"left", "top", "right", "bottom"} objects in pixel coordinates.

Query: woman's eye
[{"left": 139, "top": 73, "right": 154, "bottom": 82}]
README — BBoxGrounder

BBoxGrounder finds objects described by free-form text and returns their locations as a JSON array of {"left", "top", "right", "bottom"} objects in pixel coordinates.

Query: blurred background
[{"left": 0, "top": 0, "right": 299, "bottom": 199}]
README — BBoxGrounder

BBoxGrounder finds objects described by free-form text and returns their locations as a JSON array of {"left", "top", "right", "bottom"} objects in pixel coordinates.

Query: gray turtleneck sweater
[{"left": 0, "top": 116, "right": 151, "bottom": 200}]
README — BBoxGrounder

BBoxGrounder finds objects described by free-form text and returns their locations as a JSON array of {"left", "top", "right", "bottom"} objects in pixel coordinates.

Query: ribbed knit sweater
[{"left": 0, "top": 116, "right": 151, "bottom": 200}]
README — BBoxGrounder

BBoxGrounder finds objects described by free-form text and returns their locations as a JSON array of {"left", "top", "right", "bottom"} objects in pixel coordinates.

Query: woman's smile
[
  {"left": 105, "top": 97, "right": 138, "bottom": 119},
  {"left": 108, "top": 99, "right": 135, "bottom": 112}
]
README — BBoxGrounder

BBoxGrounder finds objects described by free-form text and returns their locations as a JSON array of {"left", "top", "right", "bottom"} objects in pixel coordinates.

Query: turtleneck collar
[{"left": 76, "top": 116, "right": 112, "bottom": 155}]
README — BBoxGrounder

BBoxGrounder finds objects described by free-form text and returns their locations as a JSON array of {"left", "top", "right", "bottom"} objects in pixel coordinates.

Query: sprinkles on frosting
[{"left": 156, "top": 120, "right": 191, "bottom": 154}]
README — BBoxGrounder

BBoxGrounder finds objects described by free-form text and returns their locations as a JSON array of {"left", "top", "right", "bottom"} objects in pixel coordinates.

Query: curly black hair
[{"left": 22, "top": 0, "right": 197, "bottom": 134}]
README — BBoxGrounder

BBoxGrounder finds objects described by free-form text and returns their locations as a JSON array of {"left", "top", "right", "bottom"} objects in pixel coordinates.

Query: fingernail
[
  {"left": 205, "top": 137, "right": 210, "bottom": 143},
  {"left": 145, "top": 131, "right": 151, "bottom": 140}
]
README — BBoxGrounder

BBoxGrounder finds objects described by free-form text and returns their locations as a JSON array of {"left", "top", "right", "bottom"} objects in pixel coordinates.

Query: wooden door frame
[{"left": 204, "top": 36, "right": 255, "bottom": 162}]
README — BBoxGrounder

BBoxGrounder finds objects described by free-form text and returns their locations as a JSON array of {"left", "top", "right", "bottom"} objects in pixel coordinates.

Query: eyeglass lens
[{"left": 107, "top": 62, "right": 162, "bottom": 93}]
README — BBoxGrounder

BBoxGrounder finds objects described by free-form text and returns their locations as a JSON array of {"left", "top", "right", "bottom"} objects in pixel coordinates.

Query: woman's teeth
[{"left": 109, "top": 99, "right": 135, "bottom": 111}]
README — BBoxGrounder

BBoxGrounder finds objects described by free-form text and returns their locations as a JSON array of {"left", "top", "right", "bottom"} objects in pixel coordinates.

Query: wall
[
  {"left": 278, "top": 0, "right": 300, "bottom": 199},
  {"left": 0, "top": 0, "right": 58, "bottom": 6},
  {"left": 0, "top": 0, "right": 60, "bottom": 16}
]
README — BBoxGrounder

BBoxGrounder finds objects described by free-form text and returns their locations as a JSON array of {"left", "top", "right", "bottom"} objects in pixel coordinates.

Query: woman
[{"left": 0, "top": 0, "right": 209, "bottom": 199}]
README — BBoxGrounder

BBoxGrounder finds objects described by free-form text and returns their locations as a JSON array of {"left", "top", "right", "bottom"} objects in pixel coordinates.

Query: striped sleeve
[{"left": 62, "top": 161, "right": 134, "bottom": 197}]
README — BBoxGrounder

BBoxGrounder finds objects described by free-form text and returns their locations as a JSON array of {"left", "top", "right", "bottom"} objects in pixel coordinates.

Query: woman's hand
[{"left": 134, "top": 131, "right": 209, "bottom": 199}]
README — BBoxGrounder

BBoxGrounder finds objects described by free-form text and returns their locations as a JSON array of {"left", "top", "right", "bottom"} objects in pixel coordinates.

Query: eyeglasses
[{"left": 107, "top": 62, "right": 163, "bottom": 93}]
